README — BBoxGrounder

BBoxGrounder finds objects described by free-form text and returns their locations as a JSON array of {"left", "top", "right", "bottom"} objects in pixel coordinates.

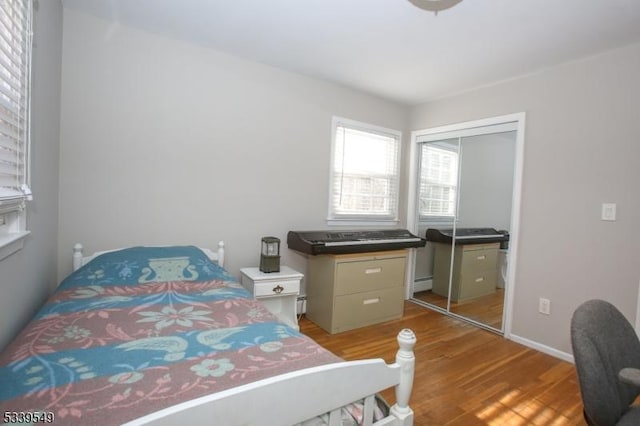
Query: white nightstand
[{"left": 240, "top": 266, "right": 303, "bottom": 330}]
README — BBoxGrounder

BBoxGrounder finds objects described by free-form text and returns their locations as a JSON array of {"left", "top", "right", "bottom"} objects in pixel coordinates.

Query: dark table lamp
[{"left": 260, "top": 236, "right": 280, "bottom": 273}]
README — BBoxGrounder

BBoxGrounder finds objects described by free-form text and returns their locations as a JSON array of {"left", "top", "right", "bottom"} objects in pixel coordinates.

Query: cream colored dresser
[
  {"left": 432, "top": 242, "right": 499, "bottom": 302},
  {"left": 306, "top": 250, "right": 407, "bottom": 334}
]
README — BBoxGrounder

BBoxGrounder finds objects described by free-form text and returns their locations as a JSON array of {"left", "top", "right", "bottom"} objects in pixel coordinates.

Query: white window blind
[
  {"left": 0, "top": 0, "right": 32, "bottom": 213},
  {"left": 419, "top": 142, "right": 459, "bottom": 219},
  {"left": 329, "top": 118, "right": 401, "bottom": 222}
]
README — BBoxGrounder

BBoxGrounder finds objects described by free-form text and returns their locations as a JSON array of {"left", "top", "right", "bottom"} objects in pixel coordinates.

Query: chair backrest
[{"left": 571, "top": 299, "right": 640, "bottom": 426}]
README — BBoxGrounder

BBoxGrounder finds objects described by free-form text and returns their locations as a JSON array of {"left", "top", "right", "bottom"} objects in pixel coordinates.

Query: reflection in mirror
[
  {"left": 411, "top": 138, "right": 459, "bottom": 312},
  {"left": 447, "top": 132, "right": 515, "bottom": 330},
  {"left": 411, "top": 130, "right": 516, "bottom": 332}
]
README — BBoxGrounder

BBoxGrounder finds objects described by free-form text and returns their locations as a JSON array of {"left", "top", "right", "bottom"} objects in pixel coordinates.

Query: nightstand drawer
[{"left": 253, "top": 279, "right": 300, "bottom": 297}]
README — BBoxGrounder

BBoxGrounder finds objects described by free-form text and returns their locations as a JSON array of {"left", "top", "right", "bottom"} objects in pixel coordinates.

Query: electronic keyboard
[{"left": 287, "top": 229, "right": 425, "bottom": 255}]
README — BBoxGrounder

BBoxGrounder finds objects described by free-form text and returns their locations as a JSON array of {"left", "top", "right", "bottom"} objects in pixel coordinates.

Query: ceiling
[{"left": 61, "top": 0, "right": 640, "bottom": 106}]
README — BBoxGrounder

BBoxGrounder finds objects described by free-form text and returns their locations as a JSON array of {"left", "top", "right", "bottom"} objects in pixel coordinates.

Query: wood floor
[
  {"left": 299, "top": 301, "right": 585, "bottom": 425},
  {"left": 413, "top": 289, "right": 505, "bottom": 330}
]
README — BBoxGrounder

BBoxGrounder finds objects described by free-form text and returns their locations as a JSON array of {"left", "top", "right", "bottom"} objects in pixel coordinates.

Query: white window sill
[
  {"left": 0, "top": 231, "right": 30, "bottom": 261},
  {"left": 326, "top": 219, "right": 400, "bottom": 227},
  {"left": 418, "top": 217, "right": 459, "bottom": 225}
]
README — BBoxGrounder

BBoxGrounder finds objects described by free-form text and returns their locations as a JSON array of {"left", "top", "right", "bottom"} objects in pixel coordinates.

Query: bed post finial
[
  {"left": 72, "top": 243, "right": 83, "bottom": 271},
  {"left": 217, "top": 241, "right": 225, "bottom": 268},
  {"left": 390, "top": 328, "right": 416, "bottom": 425}
]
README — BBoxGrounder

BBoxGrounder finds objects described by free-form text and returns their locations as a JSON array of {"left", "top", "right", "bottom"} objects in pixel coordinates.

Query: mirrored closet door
[{"left": 407, "top": 114, "right": 524, "bottom": 334}]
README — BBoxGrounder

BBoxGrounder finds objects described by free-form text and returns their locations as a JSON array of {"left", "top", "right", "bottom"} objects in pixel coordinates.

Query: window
[
  {"left": 0, "top": 0, "right": 33, "bottom": 255},
  {"left": 328, "top": 117, "right": 401, "bottom": 223},
  {"left": 418, "top": 142, "right": 459, "bottom": 220}
]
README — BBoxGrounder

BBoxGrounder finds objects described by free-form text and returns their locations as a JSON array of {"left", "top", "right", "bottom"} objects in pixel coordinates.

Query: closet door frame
[{"left": 405, "top": 112, "right": 526, "bottom": 338}]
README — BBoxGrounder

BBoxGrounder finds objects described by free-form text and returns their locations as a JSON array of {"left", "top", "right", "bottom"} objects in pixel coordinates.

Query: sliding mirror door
[
  {"left": 412, "top": 138, "right": 459, "bottom": 312},
  {"left": 447, "top": 131, "right": 515, "bottom": 329},
  {"left": 408, "top": 114, "right": 524, "bottom": 334}
]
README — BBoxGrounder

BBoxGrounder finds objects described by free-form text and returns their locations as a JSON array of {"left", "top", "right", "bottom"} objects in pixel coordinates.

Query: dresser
[
  {"left": 432, "top": 242, "right": 499, "bottom": 302},
  {"left": 240, "top": 266, "right": 302, "bottom": 330},
  {"left": 306, "top": 250, "right": 407, "bottom": 334}
]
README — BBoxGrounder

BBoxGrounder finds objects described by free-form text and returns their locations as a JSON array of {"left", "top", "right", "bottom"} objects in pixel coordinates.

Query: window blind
[
  {"left": 330, "top": 121, "right": 400, "bottom": 221},
  {"left": 0, "top": 0, "right": 32, "bottom": 211}
]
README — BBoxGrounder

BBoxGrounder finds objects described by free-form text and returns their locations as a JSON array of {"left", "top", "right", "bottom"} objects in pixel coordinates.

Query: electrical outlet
[{"left": 539, "top": 298, "right": 551, "bottom": 315}]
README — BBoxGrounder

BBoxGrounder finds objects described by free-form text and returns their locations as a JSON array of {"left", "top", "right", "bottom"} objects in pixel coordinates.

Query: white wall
[
  {"left": 58, "top": 10, "right": 409, "bottom": 286},
  {"left": 457, "top": 132, "right": 515, "bottom": 230},
  {"left": 57, "top": 8, "right": 640, "bottom": 357},
  {"left": 410, "top": 42, "right": 640, "bottom": 354},
  {"left": 0, "top": 0, "right": 63, "bottom": 350}
]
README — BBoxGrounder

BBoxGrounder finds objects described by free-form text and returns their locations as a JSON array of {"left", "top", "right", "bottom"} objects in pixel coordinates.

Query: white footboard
[{"left": 125, "top": 329, "right": 417, "bottom": 426}]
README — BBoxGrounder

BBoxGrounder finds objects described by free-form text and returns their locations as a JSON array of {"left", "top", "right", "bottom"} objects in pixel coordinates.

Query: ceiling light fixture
[{"left": 408, "top": 0, "right": 463, "bottom": 14}]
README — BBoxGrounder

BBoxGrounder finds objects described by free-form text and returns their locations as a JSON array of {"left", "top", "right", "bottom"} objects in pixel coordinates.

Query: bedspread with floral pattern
[{"left": 0, "top": 246, "right": 340, "bottom": 425}]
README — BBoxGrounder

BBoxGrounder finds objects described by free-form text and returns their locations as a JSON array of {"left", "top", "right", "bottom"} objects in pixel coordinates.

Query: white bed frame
[
  {"left": 72, "top": 241, "right": 226, "bottom": 271},
  {"left": 71, "top": 242, "right": 416, "bottom": 426}
]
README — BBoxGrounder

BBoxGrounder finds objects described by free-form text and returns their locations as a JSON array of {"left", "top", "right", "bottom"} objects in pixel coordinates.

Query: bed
[{"left": 0, "top": 243, "right": 416, "bottom": 425}]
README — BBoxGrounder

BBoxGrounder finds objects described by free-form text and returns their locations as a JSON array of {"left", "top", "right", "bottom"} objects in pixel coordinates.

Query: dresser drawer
[
  {"left": 455, "top": 270, "right": 497, "bottom": 301},
  {"left": 333, "top": 286, "right": 404, "bottom": 333},
  {"left": 335, "top": 256, "right": 406, "bottom": 296},
  {"left": 252, "top": 279, "right": 300, "bottom": 297},
  {"left": 460, "top": 246, "right": 498, "bottom": 274}
]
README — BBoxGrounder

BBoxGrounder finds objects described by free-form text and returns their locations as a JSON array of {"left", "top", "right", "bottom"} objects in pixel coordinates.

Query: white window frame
[
  {"left": 0, "top": 0, "right": 33, "bottom": 260},
  {"left": 327, "top": 116, "right": 401, "bottom": 226}
]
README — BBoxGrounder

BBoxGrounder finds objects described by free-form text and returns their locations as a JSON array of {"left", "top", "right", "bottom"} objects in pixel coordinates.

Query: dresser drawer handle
[
  {"left": 272, "top": 285, "right": 284, "bottom": 294},
  {"left": 476, "top": 255, "right": 486, "bottom": 260},
  {"left": 475, "top": 277, "right": 485, "bottom": 283},
  {"left": 363, "top": 297, "right": 380, "bottom": 305},
  {"left": 365, "top": 267, "right": 382, "bottom": 274}
]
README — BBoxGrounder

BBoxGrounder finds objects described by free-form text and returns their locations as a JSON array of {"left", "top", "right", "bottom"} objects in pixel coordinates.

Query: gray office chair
[{"left": 571, "top": 299, "right": 640, "bottom": 425}]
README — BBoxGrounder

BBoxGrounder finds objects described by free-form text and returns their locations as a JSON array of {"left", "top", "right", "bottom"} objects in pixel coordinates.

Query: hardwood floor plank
[{"left": 299, "top": 301, "right": 584, "bottom": 425}]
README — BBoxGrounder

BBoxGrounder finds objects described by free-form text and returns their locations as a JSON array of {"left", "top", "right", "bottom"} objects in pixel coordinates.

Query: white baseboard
[{"left": 508, "top": 333, "right": 574, "bottom": 364}]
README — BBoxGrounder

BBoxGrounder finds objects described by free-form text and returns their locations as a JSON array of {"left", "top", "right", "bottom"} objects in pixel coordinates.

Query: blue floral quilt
[{"left": 0, "top": 246, "right": 339, "bottom": 425}]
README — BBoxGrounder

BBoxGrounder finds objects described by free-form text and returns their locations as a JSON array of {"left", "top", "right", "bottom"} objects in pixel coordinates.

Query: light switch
[{"left": 601, "top": 203, "right": 616, "bottom": 221}]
